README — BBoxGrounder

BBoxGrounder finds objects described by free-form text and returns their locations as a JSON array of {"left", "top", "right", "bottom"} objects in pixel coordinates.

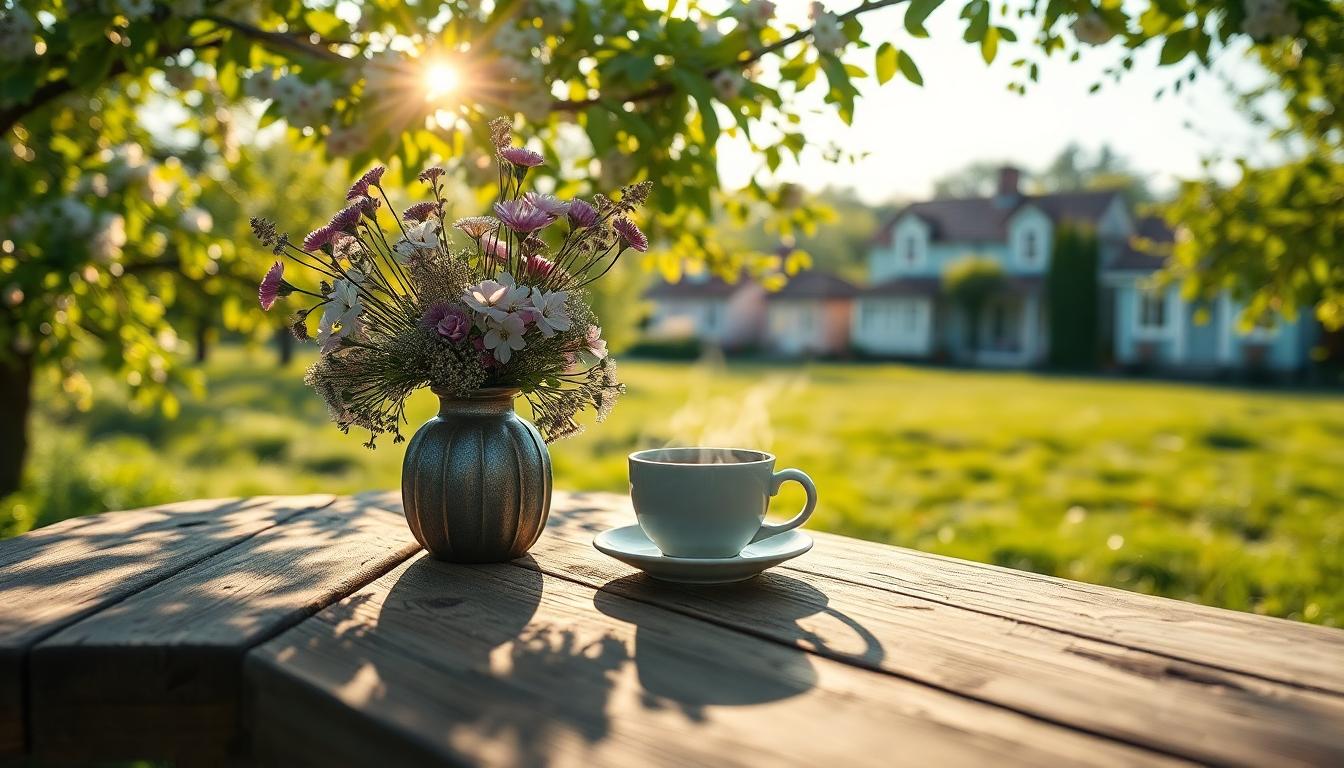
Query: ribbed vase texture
[{"left": 401, "top": 388, "right": 552, "bottom": 562}]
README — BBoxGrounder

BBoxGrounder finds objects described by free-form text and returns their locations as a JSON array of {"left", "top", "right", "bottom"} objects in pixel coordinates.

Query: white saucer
[{"left": 592, "top": 525, "right": 813, "bottom": 584}]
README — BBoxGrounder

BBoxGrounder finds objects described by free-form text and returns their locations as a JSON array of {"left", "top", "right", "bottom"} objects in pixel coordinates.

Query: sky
[{"left": 716, "top": 3, "right": 1274, "bottom": 204}]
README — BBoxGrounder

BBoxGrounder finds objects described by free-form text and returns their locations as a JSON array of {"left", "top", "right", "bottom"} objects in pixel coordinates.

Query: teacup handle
[{"left": 751, "top": 468, "right": 818, "bottom": 544}]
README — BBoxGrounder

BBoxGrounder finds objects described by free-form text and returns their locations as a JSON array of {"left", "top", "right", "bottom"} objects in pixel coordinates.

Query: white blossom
[
  {"left": 713, "top": 70, "right": 745, "bottom": 101},
  {"left": 326, "top": 125, "right": 369, "bottom": 157},
  {"left": 734, "top": 0, "right": 776, "bottom": 27},
  {"left": 484, "top": 313, "right": 528, "bottom": 363},
  {"left": 0, "top": 7, "right": 37, "bottom": 62},
  {"left": 91, "top": 214, "right": 126, "bottom": 262},
  {"left": 529, "top": 289, "right": 572, "bottom": 338},
  {"left": 464, "top": 277, "right": 530, "bottom": 322},
  {"left": 809, "top": 5, "right": 847, "bottom": 54},
  {"left": 179, "top": 207, "right": 213, "bottom": 234},
  {"left": 317, "top": 270, "right": 365, "bottom": 354},
  {"left": 393, "top": 218, "right": 441, "bottom": 260}
]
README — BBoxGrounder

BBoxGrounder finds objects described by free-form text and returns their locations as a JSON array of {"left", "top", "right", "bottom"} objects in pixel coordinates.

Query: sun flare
[{"left": 423, "top": 61, "right": 462, "bottom": 102}]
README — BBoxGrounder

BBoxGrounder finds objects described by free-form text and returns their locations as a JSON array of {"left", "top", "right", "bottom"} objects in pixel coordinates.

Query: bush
[
  {"left": 1047, "top": 225, "right": 1100, "bottom": 370},
  {"left": 625, "top": 336, "right": 704, "bottom": 360}
]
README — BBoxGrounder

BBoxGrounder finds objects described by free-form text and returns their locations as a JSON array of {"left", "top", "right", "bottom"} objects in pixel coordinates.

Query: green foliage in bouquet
[{"left": 253, "top": 119, "right": 642, "bottom": 446}]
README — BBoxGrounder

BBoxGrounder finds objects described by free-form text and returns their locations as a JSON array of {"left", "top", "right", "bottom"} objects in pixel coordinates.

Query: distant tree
[
  {"left": 943, "top": 256, "right": 1006, "bottom": 354},
  {"left": 931, "top": 161, "right": 1010, "bottom": 199},
  {"left": 1047, "top": 225, "right": 1100, "bottom": 370}
]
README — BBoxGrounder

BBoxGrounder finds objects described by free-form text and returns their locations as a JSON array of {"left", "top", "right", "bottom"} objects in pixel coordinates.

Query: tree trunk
[
  {"left": 276, "top": 327, "right": 294, "bottom": 366},
  {"left": 0, "top": 352, "right": 34, "bottom": 499},
  {"left": 195, "top": 321, "right": 210, "bottom": 364}
]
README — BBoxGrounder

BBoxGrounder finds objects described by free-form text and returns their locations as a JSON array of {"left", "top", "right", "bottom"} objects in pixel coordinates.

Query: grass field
[{"left": 7, "top": 347, "right": 1343, "bottom": 627}]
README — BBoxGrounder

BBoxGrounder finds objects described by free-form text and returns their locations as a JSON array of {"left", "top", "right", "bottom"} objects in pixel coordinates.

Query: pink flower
[
  {"left": 303, "top": 225, "right": 335, "bottom": 251},
  {"left": 402, "top": 202, "right": 440, "bottom": 222},
  {"left": 585, "top": 325, "right": 608, "bottom": 360},
  {"left": 494, "top": 199, "right": 557, "bottom": 233},
  {"left": 613, "top": 217, "right": 648, "bottom": 252},
  {"left": 418, "top": 166, "right": 445, "bottom": 183},
  {"left": 481, "top": 232, "right": 509, "bottom": 264},
  {"left": 328, "top": 201, "right": 364, "bottom": 232},
  {"left": 500, "top": 146, "right": 544, "bottom": 167},
  {"left": 258, "top": 261, "right": 286, "bottom": 310},
  {"left": 421, "top": 303, "right": 471, "bottom": 342},
  {"left": 346, "top": 165, "right": 386, "bottom": 200},
  {"left": 521, "top": 255, "right": 557, "bottom": 282},
  {"left": 567, "top": 198, "right": 599, "bottom": 228},
  {"left": 522, "top": 192, "right": 571, "bottom": 217}
]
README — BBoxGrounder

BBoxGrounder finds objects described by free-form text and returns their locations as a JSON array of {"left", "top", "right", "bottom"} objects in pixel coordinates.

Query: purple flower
[
  {"left": 613, "top": 217, "right": 648, "bottom": 252},
  {"left": 402, "top": 201, "right": 440, "bottom": 222},
  {"left": 522, "top": 192, "right": 571, "bottom": 217},
  {"left": 359, "top": 195, "right": 381, "bottom": 220},
  {"left": 494, "top": 199, "right": 557, "bottom": 233},
  {"left": 302, "top": 225, "right": 335, "bottom": 251},
  {"left": 567, "top": 198, "right": 599, "bottom": 228},
  {"left": 422, "top": 302, "right": 471, "bottom": 342},
  {"left": 258, "top": 261, "right": 285, "bottom": 310},
  {"left": 418, "top": 166, "right": 445, "bottom": 183},
  {"left": 500, "top": 146, "right": 544, "bottom": 167},
  {"left": 346, "top": 165, "right": 386, "bottom": 200},
  {"left": 328, "top": 201, "right": 364, "bottom": 232}
]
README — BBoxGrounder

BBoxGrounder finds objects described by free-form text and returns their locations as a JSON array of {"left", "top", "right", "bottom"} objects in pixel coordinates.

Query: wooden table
[{"left": 1, "top": 492, "right": 1341, "bottom": 767}]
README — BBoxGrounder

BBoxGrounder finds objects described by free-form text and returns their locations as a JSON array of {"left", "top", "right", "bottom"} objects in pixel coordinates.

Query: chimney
[{"left": 997, "top": 166, "right": 1021, "bottom": 198}]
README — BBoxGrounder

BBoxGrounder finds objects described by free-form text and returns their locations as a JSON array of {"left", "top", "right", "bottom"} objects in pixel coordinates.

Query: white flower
[
  {"left": 394, "top": 218, "right": 440, "bottom": 260},
  {"left": 1071, "top": 12, "right": 1116, "bottom": 46},
  {"left": 529, "top": 289, "right": 571, "bottom": 338},
  {"left": 484, "top": 313, "right": 528, "bottom": 363},
  {"left": 271, "top": 74, "right": 306, "bottom": 111},
  {"left": 317, "top": 271, "right": 365, "bottom": 354},
  {"left": 809, "top": 7, "right": 847, "bottom": 54},
  {"left": 0, "top": 7, "right": 37, "bottom": 62},
  {"left": 464, "top": 277, "right": 530, "bottom": 322},
  {"left": 713, "top": 70, "right": 744, "bottom": 101},
  {"left": 735, "top": 0, "right": 776, "bottom": 26}
]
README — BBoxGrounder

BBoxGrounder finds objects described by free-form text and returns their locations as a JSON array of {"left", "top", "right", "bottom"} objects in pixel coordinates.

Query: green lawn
[{"left": 8, "top": 347, "right": 1344, "bottom": 627}]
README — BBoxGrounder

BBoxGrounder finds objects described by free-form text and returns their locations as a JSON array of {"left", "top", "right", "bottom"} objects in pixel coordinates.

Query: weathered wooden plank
[
  {"left": 28, "top": 495, "right": 419, "bottom": 763},
  {"left": 0, "top": 494, "right": 332, "bottom": 757},
  {"left": 510, "top": 490, "right": 1344, "bottom": 696},
  {"left": 522, "top": 501, "right": 1344, "bottom": 767},
  {"left": 245, "top": 553, "right": 1185, "bottom": 768}
]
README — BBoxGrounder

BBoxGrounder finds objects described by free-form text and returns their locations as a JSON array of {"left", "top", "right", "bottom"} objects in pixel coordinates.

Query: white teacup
[{"left": 628, "top": 447, "right": 818, "bottom": 559}]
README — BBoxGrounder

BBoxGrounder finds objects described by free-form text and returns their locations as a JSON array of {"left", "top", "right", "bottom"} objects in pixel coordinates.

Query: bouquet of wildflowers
[{"left": 252, "top": 118, "right": 643, "bottom": 447}]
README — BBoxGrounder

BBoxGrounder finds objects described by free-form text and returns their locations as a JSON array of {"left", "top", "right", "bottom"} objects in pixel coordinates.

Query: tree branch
[
  {"left": 550, "top": 0, "right": 910, "bottom": 111},
  {"left": 203, "top": 15, "right": 354, "bottom": 64}
]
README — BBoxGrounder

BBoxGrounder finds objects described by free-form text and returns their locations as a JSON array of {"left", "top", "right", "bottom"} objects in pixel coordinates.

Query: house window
[
  {"left": 704, "top": 303, "right": 720, "bottom": 331},
  {"left": 903, "top": 304, "right": 918, "bottom": 332},
  {"left": 904, "top": 235, "right": 918, "bottom": 264},
  {"left": 1138, "top": 290, "right": 1167, "bottom": 330},
  {"left": 1023, "top": 231, "right": 1039, "bottom": 264},
  {"left": 990, "top": 304, "right": 1009, "bottom": 346}
]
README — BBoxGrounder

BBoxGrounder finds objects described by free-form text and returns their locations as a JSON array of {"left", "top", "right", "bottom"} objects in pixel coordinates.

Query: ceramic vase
[{"left": 401, "top": 387, "right": 551, "bottom": 562}]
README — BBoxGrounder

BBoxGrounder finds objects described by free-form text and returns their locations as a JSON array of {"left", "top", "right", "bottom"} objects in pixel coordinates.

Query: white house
[
  {"left": 857, "top": 167, "right": 1130, "bottom": 367},
  {"left": 1103, "top": 220, "right": 1317, "bottom": 373}
]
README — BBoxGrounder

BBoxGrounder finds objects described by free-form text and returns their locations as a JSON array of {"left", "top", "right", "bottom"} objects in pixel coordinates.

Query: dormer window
[
  {"left": 1023, "top": 231, "right": 1039, "bottom": 264},
  {"left": 904, "top": 235, "right": 918, "bottom": 264}
]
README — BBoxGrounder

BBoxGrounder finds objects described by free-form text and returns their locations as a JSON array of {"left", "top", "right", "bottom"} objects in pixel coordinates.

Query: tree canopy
[{"left": 0, "top": 0, "right": 1341, "bottom": 495}]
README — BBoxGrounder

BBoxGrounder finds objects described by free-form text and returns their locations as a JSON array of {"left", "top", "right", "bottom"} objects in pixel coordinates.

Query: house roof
[
  {"left": 861, "top": 274, "right": 1045, "bottom": 298},
  {"left": 766, "top": 270, "right": 858, "bottom": 300},
  {"left": 1106, "top": 216, "right": 1175, "bottom": 273},
  {"left": 643, "top": 274, "right": 748, "bottom": 299},
  {"left": 873, "top": 189, "right": 1124, "bottom": 245}
]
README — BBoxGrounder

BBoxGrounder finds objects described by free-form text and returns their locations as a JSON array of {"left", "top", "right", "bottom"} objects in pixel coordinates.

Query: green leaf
[
  {"left": 1159, "top": 28, "right": 1195, "bottom": 66},
  {"left": 668, "top": 67, "right": 720, "bottom": 144},
  {"left": 69, "top": 43, "right": 118, "bottom": 89},
  {"left": 904, "top": 0, "right": 944, "bottom": 38},
  {"left": 875, "top": 42, "right": 897, "bottom": 84},
  {"left": 897, "top": 50, "right": 923, "bottom": 86},
  {"left": 584, "top": 105, "right": 615, "bottom": 154},
  {"left": 981, "top": 26, "right": 999, "bottom": 64}
]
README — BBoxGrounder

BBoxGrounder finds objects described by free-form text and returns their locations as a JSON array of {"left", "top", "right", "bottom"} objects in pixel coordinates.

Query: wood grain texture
[
  {"left": 497, "top": 490, "right": 1344, "bottom": 695},
  {"left": 0, "top": 494, "right": 332, "bottom": 757},
  {"left": 245, "top": 553, "right": 1186, "bottom": 768},
  {"left": 27, "top": 496, "right": 420, "bottom": 763},
  {"left": 516, "top": 494, "right": 1344, "bottom": 767}
]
